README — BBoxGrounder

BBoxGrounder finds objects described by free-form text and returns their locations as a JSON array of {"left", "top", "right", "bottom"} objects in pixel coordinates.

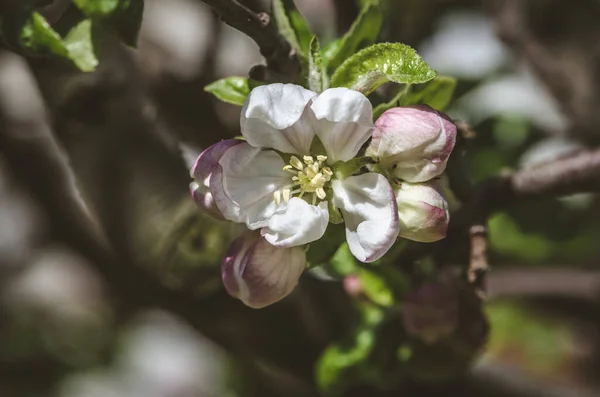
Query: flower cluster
[{"left": 191, "top": 84, "right": 456, "bottom": 308}]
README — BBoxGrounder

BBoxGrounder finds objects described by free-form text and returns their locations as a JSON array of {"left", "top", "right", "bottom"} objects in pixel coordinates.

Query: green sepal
[{"left": 308, "top": 35, "right": 326, "bottom": 93}]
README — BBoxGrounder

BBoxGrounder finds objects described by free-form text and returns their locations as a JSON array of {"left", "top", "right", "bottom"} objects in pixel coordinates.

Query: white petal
[
  {"left": 332, "top": 173, "right": 399, "bottom": 262},
  {"left": 217, "top": 142, "right": 290, "bottom": 229},
  {"left": 222, "top": 232, "right": 307, "bottom": 308},
  {"left": 262, "top": 198, "right": 329, "bottom": 247},
  {"left": 241, "top": 83, "right": 317, "bottom": 154},
  {"left": 311, "top": 88, "right": 374, "bottom": 163}
]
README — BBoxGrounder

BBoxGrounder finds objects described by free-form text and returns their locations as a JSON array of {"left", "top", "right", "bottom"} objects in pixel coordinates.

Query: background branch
[{"left": 198, "top": 0, "right": 301, "bottom": 82}]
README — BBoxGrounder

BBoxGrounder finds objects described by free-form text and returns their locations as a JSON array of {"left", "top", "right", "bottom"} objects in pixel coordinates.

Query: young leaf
[
  {"left": 73, "top": 0, "right": 120, "bottom": 17},
  {"left": 272, "top": 0, "right": 312, "bottom": 57},
  {"left": 316, "top": 327, "right": 376, "bottom": 394},
  {"left": 204, "top": 77, "right": 251, "bottom": 106},
  {"left": 325, "top": 0, "right": 383, "bottom": 74},
  {"left": 64, "top": 19, "right": 98, "bottom": 72},
  {"left": 19, "top": 12, "right": 69, "bottom": 58},
  {"left": 308, "top": 35, "right": 326, "bottom": 92},
  {"left": 330, "top": 43, "right": 437, "bottom": 95}
]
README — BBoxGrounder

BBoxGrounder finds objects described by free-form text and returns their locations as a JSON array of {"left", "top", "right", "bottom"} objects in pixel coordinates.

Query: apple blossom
[
  {"left": 204, "top": 84, "right": 399, "bottom": 262},
  {"left": 367, "top": 105, "right": 457, "bottom": 183},
  {"left": 191, "top": 83, "right": 400, "bottom": 308}
]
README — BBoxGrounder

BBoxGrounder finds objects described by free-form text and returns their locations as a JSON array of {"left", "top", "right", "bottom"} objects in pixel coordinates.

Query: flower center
[{"left": 274, "top": 155, "right": 333, "bottom": 206}]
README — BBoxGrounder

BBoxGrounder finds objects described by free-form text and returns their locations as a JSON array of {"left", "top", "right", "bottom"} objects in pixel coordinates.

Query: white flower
[
  {"left": 208, "top": 83, "right": 399, "bottom": 262},
  {"left": 193, "top": 84, "right": 400, "bottom": 308}
]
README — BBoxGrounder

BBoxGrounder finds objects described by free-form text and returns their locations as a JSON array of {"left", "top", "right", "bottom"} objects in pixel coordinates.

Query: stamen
[
  {"left": 274, "top": 190, "right": 281, "bottom": 205},
  {"left": 275, "top": 153, "right": 333, "bottom": 205},
  {"left": 316, "top": 188, "right": 326, "bottom": 200},
  {"left": 290, "top": 156, "right": 304, "bottom": 170},
  {"left": 282, "top": 188, "right": 291, "bottom": 203},
  {"left": 283, "top": 165, "right": 297, "bottom": 174}
]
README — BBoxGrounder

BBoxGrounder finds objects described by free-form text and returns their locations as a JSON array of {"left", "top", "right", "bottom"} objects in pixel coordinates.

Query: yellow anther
[
  {"left": 290, "top": 156, "right": 304, "bottom": 170},
  {"left": 275, "top": 153, "right": 333, "bottom": 206},
  {"left": 274, "top": 190, "right": 281, "bottom": 205}
]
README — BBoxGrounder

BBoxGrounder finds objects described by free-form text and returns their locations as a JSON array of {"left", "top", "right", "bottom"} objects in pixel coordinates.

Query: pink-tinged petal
[
  {"left": 191, "top": 139, "right": 243, "bottom": 181},
  {"left": 311, "top": 88, "right": 374, "bottom": 163},
  {"left": 368, "top": 105, "right": 457, "bottom": 182},
  {"left": 241, "top": 83, "right": 317, "bottom": 154},
  {"left": 190, "top": 139, "right": 243, "bottom": 220},
  {"left": 190, "top": 181, "right": 225, "bottom": 220},
  {"left": 216, "top": 142, "right": 290, "bottom": 229},
  {"left": 332, "top": 173, "right": 399, "bottom": 263},
  {"left": 395, "top": 181, "right": 449, "bottom": 243},
  {"left": 222, "top": 232, "right": 307, "bottom": 308},
  {"left": 261, "top": 198, "right": 329, "bottom": 248}
]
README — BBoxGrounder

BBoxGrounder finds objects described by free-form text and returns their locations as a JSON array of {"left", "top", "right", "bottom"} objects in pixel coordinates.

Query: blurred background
[{"left": 1, "top": 0, "right": 600, "bottom": 396}]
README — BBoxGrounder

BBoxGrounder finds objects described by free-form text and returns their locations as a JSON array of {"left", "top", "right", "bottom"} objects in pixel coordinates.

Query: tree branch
[{"left": 198, "top": 0, "right": 301, "bottom": 82}]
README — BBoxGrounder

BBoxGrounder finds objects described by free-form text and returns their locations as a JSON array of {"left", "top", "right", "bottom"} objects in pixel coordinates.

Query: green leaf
[
  {"left": 19, "top": 11, "right": 69, "bottom": 58},
  {"left": 64, "top": 19, "right": 98, "bottom": 72},
  {"left": 308, "top": 35, "right": 326, "bottom": 92},
  {"left": 330, "top": 43, "right": 437, "bottom": 95},
  {"left": 328, "top": 243, "right": 358, "bottom": 276},
  {"left": 316, "top": 327, "right": 376, "bottom": 394},
  {"left": 272, "top": 0, "right": 312, "bottom": 57},
  {"left": 204, "top": 77, "right": 251, "bottom": 106},
  {"left": 325, "top": 0, "right": 383, "bottom": 74},
  {"left": 73, "top": 0, "right": 120, "bottom": 17},
  {"left": 357, "top": 267, "right": 393, "bottom": 307}
]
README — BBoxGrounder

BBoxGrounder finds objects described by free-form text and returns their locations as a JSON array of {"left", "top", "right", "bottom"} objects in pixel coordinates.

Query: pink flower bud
[
  {"left": 395, "top": 181, "right": 449, "bottom": 243},
  {"left": 368, "top": 105, "right": 457, "bottom": 183},
  {"left": 221, "top": 232, "right": 307, "bottom": 308}
]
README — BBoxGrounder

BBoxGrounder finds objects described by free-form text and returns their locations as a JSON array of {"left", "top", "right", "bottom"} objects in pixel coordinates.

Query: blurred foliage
[{"left": 0, "top": 0, "right": 143, "bottom": 71}]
